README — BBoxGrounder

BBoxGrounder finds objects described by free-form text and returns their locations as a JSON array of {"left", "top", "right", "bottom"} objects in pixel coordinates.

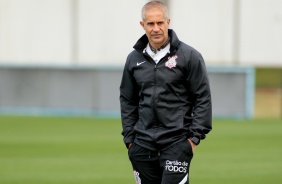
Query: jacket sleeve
[
  {"left": 186, "top": 50, "right": 212, "bottom": 145},
  {"left": 119, "top": 54, "right": 139, "bottom": 148}
]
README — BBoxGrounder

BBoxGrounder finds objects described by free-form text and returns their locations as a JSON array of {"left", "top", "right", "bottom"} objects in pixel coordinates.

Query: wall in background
[
  {"left": 0, "top": 66, "right": 255, "bottom": 118},
  {"left": 0, "top": 0, "right": 281, "bottom": 67}
]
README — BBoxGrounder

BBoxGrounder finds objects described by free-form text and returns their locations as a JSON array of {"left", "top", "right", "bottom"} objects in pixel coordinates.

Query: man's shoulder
[
  {"left": 128, "top": 49, "right": 140, "bottom": 56},
  {"left": 127, "top": 49, "right": 143, "bottom": 60},
  {"left": 125, "top": 49, "right": 144, "bottom": 67},
  {"left": 178, "top": 41, "right": 200, "bottom": 54},
  {"left": 176, "top": 42, "right": 204, "bottom": 66}
]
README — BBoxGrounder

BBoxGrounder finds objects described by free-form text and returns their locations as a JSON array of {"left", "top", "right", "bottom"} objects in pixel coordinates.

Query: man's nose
[{"left": 152, "top": 24, "right": 160, "bottom": 32}]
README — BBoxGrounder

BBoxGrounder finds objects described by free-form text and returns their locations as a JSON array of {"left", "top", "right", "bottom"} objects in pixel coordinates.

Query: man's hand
[
  {"left": 128, "top": 143, "right": 132, "bottom": 149},
  {"left": 188, "top": 139, "right": 196, "bottom": 153}
]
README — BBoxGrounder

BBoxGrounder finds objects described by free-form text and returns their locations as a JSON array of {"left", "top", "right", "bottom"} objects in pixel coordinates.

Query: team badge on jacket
[{"left": 165, "top": 55, "right": 177, "bottom": 69}]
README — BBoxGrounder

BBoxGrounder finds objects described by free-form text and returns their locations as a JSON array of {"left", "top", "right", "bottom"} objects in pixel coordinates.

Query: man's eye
[
  {"left": 157, "top": 22, "right": 164, "bottom": 25},
  {"left": 148, "top": 23, "right": 154, "bottom": 26}
]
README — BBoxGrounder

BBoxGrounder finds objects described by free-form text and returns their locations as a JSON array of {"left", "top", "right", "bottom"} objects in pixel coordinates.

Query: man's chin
[{"left": 151, "top": 39, "right": 163, "bottom": 45}]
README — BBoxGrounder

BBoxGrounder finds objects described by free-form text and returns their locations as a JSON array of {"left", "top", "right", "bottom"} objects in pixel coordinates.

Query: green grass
[{"left": 0, "top": 116, "right": 281, "bottom": 184}]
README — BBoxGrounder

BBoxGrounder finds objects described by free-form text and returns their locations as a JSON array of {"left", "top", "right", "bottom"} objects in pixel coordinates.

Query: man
[{"left": 119, "top": 1, "right": 212, "bottom": 184}]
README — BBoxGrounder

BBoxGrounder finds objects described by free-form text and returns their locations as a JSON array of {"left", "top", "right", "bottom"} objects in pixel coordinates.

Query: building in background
[
  {"left": 0, "top": 0, "right": 281, "bottom": 67},
  {"left": 0, "top": 0, "right": 281, "bottom": 118}
]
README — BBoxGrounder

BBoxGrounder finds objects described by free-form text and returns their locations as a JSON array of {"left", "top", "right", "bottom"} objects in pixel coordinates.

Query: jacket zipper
[
  {"left": 152, "top": 64, "right": 158, "bottom": 142},
  {"left": 144, "top": 53, "right": 171, "bottom": 142},
  {"left": 153, "top": 64, "right": 157, "bottom": 112}
]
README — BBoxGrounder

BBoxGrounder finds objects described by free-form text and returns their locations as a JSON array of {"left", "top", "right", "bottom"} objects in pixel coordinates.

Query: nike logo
[{"left": 137, "top": 61, "right": 146, "bottom": 66}]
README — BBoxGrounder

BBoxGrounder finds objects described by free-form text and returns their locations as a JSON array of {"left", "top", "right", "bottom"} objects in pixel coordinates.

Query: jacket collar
[{"left": 133, "top": 29, "right": 180, "bottom": 53}]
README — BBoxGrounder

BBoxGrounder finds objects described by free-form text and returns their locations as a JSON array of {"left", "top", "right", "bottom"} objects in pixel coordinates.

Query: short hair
[{"left": 141, "top": 1, "right": 169, "bottom": 21}]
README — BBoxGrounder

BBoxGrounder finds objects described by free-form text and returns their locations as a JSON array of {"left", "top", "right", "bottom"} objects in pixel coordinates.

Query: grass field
[{"left": 0, "top": 116, "right": 281, "bottom": 184}]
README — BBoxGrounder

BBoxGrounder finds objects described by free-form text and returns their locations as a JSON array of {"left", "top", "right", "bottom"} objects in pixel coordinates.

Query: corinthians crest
[{"left": 165, "top": 55, "right": 177, "bottom": 69}]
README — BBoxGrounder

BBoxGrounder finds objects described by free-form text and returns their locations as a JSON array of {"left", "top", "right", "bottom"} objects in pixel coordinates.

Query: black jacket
[{"left": 120, "top": 29, "right": 212, "bottom": 151}]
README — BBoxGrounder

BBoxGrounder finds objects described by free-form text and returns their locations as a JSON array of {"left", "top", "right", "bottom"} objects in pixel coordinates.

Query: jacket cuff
[
  {"left": 190, "top": 137, "right": 200, "bottom": 145},
  {"left": 124, "top": 137, "right": 134, "bottom": 149},
  {"left": 125, "top": 143, "right": 131, "bottom": 149}
]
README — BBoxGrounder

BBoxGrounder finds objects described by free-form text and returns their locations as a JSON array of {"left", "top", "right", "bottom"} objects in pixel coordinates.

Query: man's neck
[{"left": 149, "top": 37, "right": 170, "bottom": 54}]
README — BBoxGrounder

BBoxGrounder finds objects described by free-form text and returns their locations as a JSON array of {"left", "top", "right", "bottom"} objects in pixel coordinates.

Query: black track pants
[{"left": 128, "top": 140, "right": 194, "bottom": 184}]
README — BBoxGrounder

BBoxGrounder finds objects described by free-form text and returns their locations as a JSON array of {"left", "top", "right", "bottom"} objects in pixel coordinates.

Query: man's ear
[
  {"left": 167, "top": 19, "right": 171, "bottom": 26},
  {"left": 140, "top": 21, "right": 145, "bottom": 29}
]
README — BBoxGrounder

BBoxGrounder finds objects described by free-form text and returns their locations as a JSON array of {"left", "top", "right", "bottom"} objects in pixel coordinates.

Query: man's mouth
[{"left": 152, "top": 34, "right": 161, "bottom": 38}]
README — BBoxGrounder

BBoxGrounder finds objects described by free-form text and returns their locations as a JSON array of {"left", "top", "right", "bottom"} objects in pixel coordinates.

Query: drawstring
[{"left": 149, "top": 151, "right": 151, "bottom": 158}]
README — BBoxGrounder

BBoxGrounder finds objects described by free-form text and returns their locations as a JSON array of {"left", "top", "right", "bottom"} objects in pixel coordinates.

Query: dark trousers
[{"left": 128, "top": 140, "right": 193, "bottom": 184}]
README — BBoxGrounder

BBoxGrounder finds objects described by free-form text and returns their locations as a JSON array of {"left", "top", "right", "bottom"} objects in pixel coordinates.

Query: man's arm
[
  {"left": 186, "top": 50, "right": 212, "bottom": 145},
  {"left": 119, "top": 55, "right": 139, "bottom": 148}
]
